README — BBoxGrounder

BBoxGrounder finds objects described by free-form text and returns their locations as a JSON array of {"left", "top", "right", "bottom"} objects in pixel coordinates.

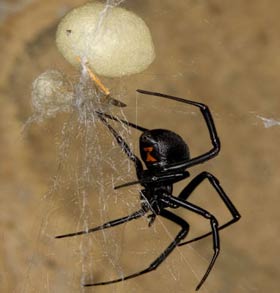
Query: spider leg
[
  {"left": 97, "top": 113, "right": 143, "bottom": 178},
  {"left": 177, "top": 171, "right": 240, "bottom": 246},
  {"left": 83, "top": 209, "right": 189, "bottom": 287},
  {"left": 164, "top": 195, "right": 220, "bottom": 291},
  {"left": 137, "top": 89, "right": 220, "bottom": 170},
  {"left": 96, "top": 111, "right": 148, "bottom": 132},
  {"left": 55, "top": 209, "right": 146, "bottom": 239}
]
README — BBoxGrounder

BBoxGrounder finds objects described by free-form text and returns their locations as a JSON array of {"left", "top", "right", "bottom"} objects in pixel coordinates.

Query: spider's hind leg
[{"left": 177, "top": 171, "right": 240, "bottom": 245}]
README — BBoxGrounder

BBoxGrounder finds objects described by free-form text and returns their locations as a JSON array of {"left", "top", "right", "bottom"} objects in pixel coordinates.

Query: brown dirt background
[{"left": 1, "top": 0, "right": 280, "bottom": 292}]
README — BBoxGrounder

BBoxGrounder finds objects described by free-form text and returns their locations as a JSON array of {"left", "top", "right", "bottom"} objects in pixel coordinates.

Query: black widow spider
[{"left": 55, "top": 89, "right": 241, "bottom": 291}]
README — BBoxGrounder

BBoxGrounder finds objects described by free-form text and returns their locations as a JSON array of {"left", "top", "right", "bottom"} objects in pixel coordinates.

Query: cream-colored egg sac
[
  {"left": 32, "top": 70, "right": 74, "bottom": 117},
  {"left": 56, "top": 2, "right": 155, "bottom": 77}
]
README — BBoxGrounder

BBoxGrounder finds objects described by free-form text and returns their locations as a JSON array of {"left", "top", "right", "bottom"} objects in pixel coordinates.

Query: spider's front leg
[
  {"left": 83, "top": 209, "right": 189, "bottom": 287},
  {"left": 55, "top": 209, "right": 146, "bottom": 239},
  {"left": 165, "top": 195, "right": 220, "bottom": 291}
]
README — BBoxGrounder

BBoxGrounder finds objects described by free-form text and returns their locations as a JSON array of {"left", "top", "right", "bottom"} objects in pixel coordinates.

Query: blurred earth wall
[{"left": 1, "top": 1, "right": 280, "bottom": 292}]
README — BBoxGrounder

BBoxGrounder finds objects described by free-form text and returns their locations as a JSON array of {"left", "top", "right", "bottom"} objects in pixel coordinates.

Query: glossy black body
[{"left": 56, "top": 90, "right": 241, "bottom": 291}]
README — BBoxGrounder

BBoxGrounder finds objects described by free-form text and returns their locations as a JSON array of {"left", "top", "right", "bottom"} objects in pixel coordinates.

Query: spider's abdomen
[{"left": 140, "top": 129, "right": 190, "bottom": 170}]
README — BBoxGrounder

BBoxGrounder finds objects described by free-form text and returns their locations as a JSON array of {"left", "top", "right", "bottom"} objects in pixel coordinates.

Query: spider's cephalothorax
[
  {"left": 140, "top": 129, "right": 190, "bottom": 171},
  {"left": 56, "top": 89, "right": 240, "bottom": 291}
]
